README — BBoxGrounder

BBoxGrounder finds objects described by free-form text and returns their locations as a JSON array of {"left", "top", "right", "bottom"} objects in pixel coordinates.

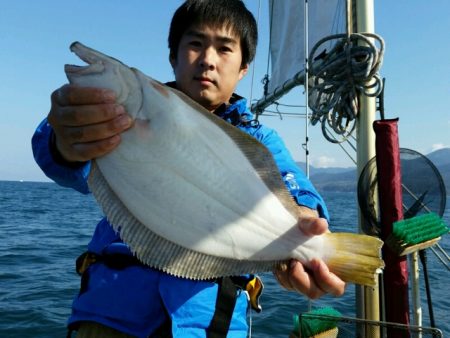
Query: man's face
[{"left": 170, "top": 24, "right": 248, "bottom": 112}]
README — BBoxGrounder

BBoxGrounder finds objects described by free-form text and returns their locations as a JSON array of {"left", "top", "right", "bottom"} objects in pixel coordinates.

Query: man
[{"left": 32, "top": 1, "right": 345, "bottom": 337}]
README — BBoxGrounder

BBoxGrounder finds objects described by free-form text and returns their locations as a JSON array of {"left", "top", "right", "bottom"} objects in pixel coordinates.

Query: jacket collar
[{"left": 166, "top": 81, "right": 254, "bottom": 126}]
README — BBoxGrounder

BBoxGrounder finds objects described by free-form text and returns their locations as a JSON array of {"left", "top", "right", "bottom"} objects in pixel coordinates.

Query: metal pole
[
  {"left": 304, "top": 0, "right": 310, "bottom": 178},
  {"left": 354, "top": 0, "right": 381, "bottom": 336},
  {"left": 251, "top": 71, "right": 306, "bottom": 115},
  {"left": 410, "top": 252, "right": 422, "bottom": 330}
]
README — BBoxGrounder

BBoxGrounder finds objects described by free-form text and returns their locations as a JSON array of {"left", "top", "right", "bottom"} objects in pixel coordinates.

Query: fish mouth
[
  {"left": 65, "top": 41, "right": 106, "bottom": 74},
  {"left": 65, "top": 63, "right": 105, "bottom": 74}
]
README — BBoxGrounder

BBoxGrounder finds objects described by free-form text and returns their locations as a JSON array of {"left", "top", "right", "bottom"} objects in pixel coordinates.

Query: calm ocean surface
[{"left": 0, "top": 180, "right": 448, "bottom": 337}]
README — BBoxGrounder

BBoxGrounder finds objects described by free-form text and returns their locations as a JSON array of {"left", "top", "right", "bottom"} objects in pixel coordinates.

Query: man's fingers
[
  {"left": 52, "top": 84, "right": 116, "bottom": 106},
  {"left": 274, "top": 259, "right": 345, "bottom": 299},
  {"left": 47, "top": 84, "right": 130, "bottom": 163},
  {"left": 310, "top": 259, "right": 346, "bottom": 297},
  {"left": 288, "top": 260, "right": 325, "bottom": 299},
  {"left": 59, "top": 114, "right": 132, "bottom": 144},
  {"left": 50, "top": 104, "right": 127, "bottom": 127},
  {"left": 273, "top": 262, "right": 297, "bottom": 291},
  {"left": 60, "top": 135, "right": 122, "bottom": 162},
  {"left": 52, "top": 112, "right": 132, "bottom": 163},
  {"left": 297, "top": 217, "right": 329, "bottom": 236},
  {"left": 274, "top": 260, "right": 325, "bottom": 299}
]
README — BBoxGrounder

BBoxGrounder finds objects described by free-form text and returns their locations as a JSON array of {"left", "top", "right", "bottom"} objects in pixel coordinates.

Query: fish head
[{"left": 64, "top": 42, "right": 142, "bottom": 118}]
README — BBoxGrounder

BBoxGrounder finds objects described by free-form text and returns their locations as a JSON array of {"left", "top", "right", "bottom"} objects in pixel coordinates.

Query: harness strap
[
  {"left": 75, "top": 252, "right": 263, "bottom": 337},
  {"left": 207, "top": 277, "right": 238, "bottom": 338},
  {"left": 76, "top": 251, "right": 143, "bottom": 275}
]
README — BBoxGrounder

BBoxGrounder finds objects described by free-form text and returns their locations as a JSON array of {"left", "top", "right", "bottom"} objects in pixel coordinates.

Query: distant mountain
[
  {"left": 426, "top": 148, "right": 450, "bottom": 167},
  {"left": 295, "top": 161, "right": 357, "bottom": 192},
  {"left": 427, "top": 148, "right": 450, "bottom": 194},
  {"left": 310, "top": 168, "right": 357, "bottom": 192},
  {"left": 296, "top": 162, "right": 352, "bottom": 176},
  {"left": 297, "top": 148, "right": 450, "bottom": 193}
]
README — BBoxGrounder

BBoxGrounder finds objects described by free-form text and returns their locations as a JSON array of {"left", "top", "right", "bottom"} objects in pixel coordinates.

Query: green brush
[
  {"left": 291, "top": 307, "right": 341, "bottom": 338},
  {"left": 387, "top": 212, "right": 449, "bottom": 256}
]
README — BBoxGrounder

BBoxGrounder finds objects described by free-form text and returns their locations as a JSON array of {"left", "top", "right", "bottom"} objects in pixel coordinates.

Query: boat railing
[{"left": 292, "top": 313, "right": 444, "bottom": 338}]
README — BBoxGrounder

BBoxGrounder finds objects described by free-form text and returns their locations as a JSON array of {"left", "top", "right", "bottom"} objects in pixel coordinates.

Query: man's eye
[
  {"left": 188, "top": 40, "right": 202, "bottom": 47},
  {"left": 219, "top": 46, "right": 232, "bottom": 53}
]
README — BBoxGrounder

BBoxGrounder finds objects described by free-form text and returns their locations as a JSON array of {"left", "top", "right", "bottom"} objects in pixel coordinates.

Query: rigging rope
[
  {"left": 249, "top": 0, "right": 263, "bottom": 106},
  {"left": 308, "top": 32, "right": 384, "bottom": 143}
]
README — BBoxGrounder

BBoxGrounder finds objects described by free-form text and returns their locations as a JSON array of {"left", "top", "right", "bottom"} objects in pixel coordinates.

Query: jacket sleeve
[
  {"left": 257, "top": 126, "right": 330, "bottom": 221},
  {"left": 31, "top": 118, "right": 91, "bottom": 194}
]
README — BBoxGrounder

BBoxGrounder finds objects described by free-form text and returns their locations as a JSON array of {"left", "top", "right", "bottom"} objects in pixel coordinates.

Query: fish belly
[{"left": 96, "top": 83, "right": 304, "bottom": 261}]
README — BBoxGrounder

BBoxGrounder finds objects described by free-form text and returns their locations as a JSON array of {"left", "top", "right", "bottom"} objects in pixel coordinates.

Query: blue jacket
[{"left": 32, "top": 93, "right": 329, "bottom": 337}]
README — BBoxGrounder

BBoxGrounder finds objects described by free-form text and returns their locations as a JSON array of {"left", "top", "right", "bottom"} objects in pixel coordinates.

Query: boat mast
[
  {"left": 304, "top": 0, "right": 310, "bottom": 177},
  {"left": 252, "top": 3, "right": 382, "bottom": 329},
  {"left": 353, "top": 0, "right": 381, "bottom": 333}
]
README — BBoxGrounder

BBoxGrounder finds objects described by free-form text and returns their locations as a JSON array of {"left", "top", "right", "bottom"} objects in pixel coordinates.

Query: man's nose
[{"left": 199, "top": 47, "right": 216, "bottom": 70}]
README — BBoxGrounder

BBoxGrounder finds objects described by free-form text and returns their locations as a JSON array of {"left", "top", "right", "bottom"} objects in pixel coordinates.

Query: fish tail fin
[{"left": 323, "top": 233, "right": 384, "bottom": 286}]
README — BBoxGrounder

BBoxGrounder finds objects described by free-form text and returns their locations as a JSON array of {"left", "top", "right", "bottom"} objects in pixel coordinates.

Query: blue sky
[{"left": 1, "top": 0, "right": 449, "bottom": 182}]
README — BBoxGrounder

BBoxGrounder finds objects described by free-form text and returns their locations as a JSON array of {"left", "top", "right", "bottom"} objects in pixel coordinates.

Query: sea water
[{"left": 0, "top": 181, "right": 448, "bottom": 337}]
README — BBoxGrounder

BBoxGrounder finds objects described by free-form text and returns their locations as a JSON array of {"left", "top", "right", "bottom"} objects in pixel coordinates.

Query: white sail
[{"left": 268, "top": 0, "right": 345, "bottom": 93}]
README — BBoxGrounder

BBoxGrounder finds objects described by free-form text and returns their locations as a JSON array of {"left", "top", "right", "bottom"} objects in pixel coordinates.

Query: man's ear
[
  {"left": 238, "top": 64, "right": 249, "bottom": 80},
  {"left": 169, "top": 54, "right": 177, "bottom": 69}
]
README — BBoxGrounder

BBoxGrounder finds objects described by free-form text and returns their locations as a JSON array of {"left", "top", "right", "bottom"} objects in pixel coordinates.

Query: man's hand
[
  {"left": 47, "top": 84, "right": 133, "bottom": 163},
  {"left": 273, "top": 208, "right": 346, "bottom": 299}
]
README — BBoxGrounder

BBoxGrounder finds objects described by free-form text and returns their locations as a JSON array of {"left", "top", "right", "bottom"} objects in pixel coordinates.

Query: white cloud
[
  {"left": 312, "top": 156, "right": 336, "bottom": 168},
  {"left": 431, "top": 143, "right": 446, "bottom": 151}
]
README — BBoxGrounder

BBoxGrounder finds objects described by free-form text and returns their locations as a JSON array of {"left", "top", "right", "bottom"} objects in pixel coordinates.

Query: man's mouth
[{"left": 195, "top": 76, "right": 215, "bottom": 85}]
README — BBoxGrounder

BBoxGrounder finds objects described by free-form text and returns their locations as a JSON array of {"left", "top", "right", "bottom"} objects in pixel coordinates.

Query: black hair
[{"left": 168, "top": 0, "right": 258, "bottom": 68}]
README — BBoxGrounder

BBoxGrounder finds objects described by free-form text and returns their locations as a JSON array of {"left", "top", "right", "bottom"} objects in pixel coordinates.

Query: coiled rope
[{"left": 308, "top": 33, "right": 384, "bottom": 143}]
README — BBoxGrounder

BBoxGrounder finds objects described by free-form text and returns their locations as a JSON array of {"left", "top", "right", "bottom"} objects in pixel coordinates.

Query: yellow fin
[{"left": 323, "top": 233, "right": 384, "bottom": 286}]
